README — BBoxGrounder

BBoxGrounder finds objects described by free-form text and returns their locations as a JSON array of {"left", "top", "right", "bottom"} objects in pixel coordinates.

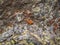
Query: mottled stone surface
[{"left": 0, "top": 0, "right": 60, "bottom": 45}]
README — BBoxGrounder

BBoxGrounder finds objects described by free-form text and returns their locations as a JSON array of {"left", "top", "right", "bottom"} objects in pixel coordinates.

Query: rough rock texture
[{"left": 0, "top": 0, "right": 60, "bottom": 45}]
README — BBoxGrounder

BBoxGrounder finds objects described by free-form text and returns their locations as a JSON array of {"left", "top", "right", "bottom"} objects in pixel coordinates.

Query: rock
[
  {"left": 32, "top": 7, "right": 40, "bottom": 13},
  {"left": 15, "top": 12, "right": 24, "bottom": 22}
]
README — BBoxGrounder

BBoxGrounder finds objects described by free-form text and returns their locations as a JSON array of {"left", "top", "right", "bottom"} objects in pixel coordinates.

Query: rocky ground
[{"left": 0, "top": 0, "right": 60, "bottom": 45}]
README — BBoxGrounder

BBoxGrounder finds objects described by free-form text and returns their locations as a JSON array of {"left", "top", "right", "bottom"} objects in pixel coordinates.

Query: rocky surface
[{"left": 0, "top": 0, "right": 60, "bottom": 45}]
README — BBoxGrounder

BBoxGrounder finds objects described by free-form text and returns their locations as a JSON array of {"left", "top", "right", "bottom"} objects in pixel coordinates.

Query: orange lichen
[{"left": 25, "top": 19, "right": 33, "bottom": 25}]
